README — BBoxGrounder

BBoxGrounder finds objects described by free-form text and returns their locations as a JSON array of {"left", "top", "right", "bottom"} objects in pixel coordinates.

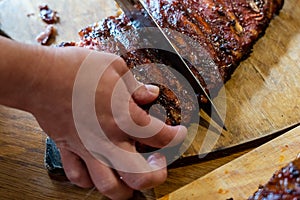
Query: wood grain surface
[
  {"left": 0, "top": 0, "right": 300, "bottom": 199},
  {"left": 0, "top": 105, "right": 252, "bottom": 199},
  {"left": 0, "top": 106, "right": 104, "bottom": 199},
  {"left": 160, "top": 125, "right": 300, "bottom": 200},
  {"left": 0, "top": 0, "right": 119, "bottom": 44}
]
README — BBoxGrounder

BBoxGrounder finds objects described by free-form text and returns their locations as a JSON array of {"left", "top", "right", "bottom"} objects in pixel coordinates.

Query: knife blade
[
  {"left": 0, "top": 29, "right": 11, "bottom": 39},
  {"left": 115, "top": 0, "right": 227, "bottom": 131}
]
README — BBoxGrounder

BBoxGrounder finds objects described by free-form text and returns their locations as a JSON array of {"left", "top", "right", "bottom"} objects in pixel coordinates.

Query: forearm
[
  {"left": 0, "top": 36, "right": 187, "bottom": 199},
  {"left": 0, "top": 36, "right": 52, "bottom": 110}
]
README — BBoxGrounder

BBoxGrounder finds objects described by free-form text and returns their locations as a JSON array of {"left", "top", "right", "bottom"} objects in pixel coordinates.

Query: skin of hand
[{"left": 0, "top": 37, "right": 187, "bottom": 200}]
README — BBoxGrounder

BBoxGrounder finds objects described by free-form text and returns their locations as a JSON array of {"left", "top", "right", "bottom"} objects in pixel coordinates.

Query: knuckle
[
  {"left": 133, "top": 85, "right": 147, "bottom": 96},
  {"left": 130, "top": 109, "right": 149, "bottom": 126},
  {"left": 132, "top": 88, "right": 144, "bottom": 100},
  {"left": 157, "top": 135, "right": 173, "bottom": 147},
  {"left": 55, "top": 140, "right": 71, "bottom": 150},
  {"left": 156, "top": 127, "right": 181, "bottom": 147},
  {"left": 97, "top": 179, "right": 119, "bottom": 194},
  {"left": 67, "top": 170, "right": 85, "bottom": 185},
  {"left": 130, "top": 174, "right": 153, "bottom": 190},
  {"left": 113, "top": 57, "right": 129, "bottom": 75}
]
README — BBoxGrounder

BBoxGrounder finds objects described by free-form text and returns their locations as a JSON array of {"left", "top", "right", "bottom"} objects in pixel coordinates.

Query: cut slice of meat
[
  {"left": 39, "top": 4, "right": 59, "bottom": 24},
  {"left": 248, "top": 156, "right": 300, "bottom": 199}
]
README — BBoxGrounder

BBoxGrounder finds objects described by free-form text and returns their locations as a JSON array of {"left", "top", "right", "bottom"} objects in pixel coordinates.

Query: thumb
[{"left": 132, "top": 84, "right": 160, "bottom": 105}]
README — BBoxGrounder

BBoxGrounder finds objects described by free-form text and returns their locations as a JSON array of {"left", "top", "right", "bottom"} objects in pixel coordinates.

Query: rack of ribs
[
  {"left": 248, "top": 156, "right": 300, "bottom": 199},
  {"left": 60, "top": 0, "right": 284, "bottom": 126}
]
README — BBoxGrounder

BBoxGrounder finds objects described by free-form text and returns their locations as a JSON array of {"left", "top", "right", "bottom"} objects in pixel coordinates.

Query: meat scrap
[
  {"left": 39, "top": 4, "right": 59, "bottom": 24},
  {"left": 36, "top": 25, "right": 57, "bottom": 45},
  {"left": 36, "top": 4, "right": 59, "bottom": 45},
  {"left": 26, "top": 13, "right": 35, "bottom": 17}
]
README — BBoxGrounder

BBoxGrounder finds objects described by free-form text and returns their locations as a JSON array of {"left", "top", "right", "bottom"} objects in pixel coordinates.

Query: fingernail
[
  {"left": 148, "top": 153, "right": 166, "bottom": 170},
  {"left": 145, "top": 85, "right": 159, "bottom": 95}
]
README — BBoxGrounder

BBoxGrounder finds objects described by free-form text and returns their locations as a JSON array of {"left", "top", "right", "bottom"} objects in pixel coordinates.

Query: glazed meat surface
[
  {"left": 248, "top": 157, "right": 300, "bottom": 200},
  {"left": 61, "top": 0, "right": 284, "bottom": 125}
]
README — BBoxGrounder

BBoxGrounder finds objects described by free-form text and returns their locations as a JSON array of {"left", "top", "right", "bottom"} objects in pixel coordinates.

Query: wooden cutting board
[
  {"left": 0, "top": 0, "right": 119, "bottom": 44},
  {"left": 160, "top": 125, "right": 300, "bottom": 200},
  {"left": 0, "top": 0, "right": 300, "bottom": 161}
]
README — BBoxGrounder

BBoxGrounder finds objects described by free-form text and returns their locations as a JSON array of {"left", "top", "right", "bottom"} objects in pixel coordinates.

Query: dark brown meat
[
  {"left": 248, "top": 157, "right": 300, "bottom": 200},
  {"left": 39, "top": 4, "right": 59, "bottom": 24},
  {"left": 60, "top": 0, "right": 284, "bottom": 125},
  {"left": 143, "top": 0, "right": 284, "bottom": 85}
]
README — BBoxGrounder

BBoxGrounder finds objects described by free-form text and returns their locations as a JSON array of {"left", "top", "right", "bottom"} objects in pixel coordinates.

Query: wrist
[
  {"left": 0, "top": 36, "right": 54, "bottom": 111},
  {"left": 22, "top": 46, "right": 90, "bottom": 116}
]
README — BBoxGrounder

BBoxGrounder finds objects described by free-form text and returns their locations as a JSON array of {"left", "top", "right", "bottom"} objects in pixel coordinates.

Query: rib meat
[
  {"left": 248, "top": 156, "right": 300, "bottom": 199},
  {"left": 60, "top": 0, "right": 284, "bottom": 125}
]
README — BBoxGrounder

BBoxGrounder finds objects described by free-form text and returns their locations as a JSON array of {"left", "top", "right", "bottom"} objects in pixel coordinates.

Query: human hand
[{"left": 25, "top": 46, "right": 187, "bottom": 199}]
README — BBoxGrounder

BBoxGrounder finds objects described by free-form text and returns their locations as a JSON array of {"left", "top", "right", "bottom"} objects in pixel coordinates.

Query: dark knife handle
[{"left": 44, "top": 137, "right": 68, "bottom": 181}]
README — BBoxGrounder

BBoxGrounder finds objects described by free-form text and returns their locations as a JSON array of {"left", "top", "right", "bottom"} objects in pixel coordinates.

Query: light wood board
[
  {"left": 0, "top": 0, "right": 119, "bottom": 44},
  {"left": 0, "top": 0, "right": 299, "bottom": 161},
  {"left": 160, "top": 125, "right": 300, "bottom": 200}
]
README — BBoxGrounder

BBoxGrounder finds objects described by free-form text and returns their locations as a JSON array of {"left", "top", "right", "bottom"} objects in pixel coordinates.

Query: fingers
[
  {"left": 134, "top": 124, "right": 188, "bottom": 148},
  {"left": 132, "top": 84, "right": 160, "bottom": 105},
  {"left": 82, "top": 145, "right": 167, "bottom": 197},
  {"left": 112, "top": 57, "right": 159, "bottom": 105},
  {"left": 119, "top": 69, "right": 187, "bottom": 148},
  {"left": 74, "top": 52, "right": 185, "bottom": 197},
  {"left": 127, "top": 99, "right": 188, "bottom": 148},
  {"left": 109, "top": 55, "right": 186, "bottom": 148},
  {"left": 61, "top": 147, "right": 134, "bottom": 199},
  {"left": 117, "top": 153, "right": 168, "bottom": 190},
  {"left": 59, "top": 149, "right": 93, "bottom": 188},
  {"left": 105, "top": 141, "right": 168, "bottom": 190},
  {"left": 84, "top": 154, "right": 133, "bottom": 200}
]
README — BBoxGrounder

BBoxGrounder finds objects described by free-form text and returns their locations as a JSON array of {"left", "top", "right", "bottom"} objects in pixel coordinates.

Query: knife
[
  {"left": 115, "top": 0, "right": 227, "bottom": 131},
  {"left": 0, "top": 29, "right": 12, "bottom": 39}
]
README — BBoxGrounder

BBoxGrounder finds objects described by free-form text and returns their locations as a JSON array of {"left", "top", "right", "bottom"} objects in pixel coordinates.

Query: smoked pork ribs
[
  {"left": 60, "top": 0, "right": 284, "bottom": 125},
  {"left": 248, "top": 156, "right": 300, "bottom": 200}
]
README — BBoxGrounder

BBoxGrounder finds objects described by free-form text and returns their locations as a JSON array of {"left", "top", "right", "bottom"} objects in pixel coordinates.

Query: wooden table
[
  {"left": 1, "top": 0, "right": 299, "bottom": 199},
  {"left": 0, "top": 105, "right": 252, "bottom": 199}
]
